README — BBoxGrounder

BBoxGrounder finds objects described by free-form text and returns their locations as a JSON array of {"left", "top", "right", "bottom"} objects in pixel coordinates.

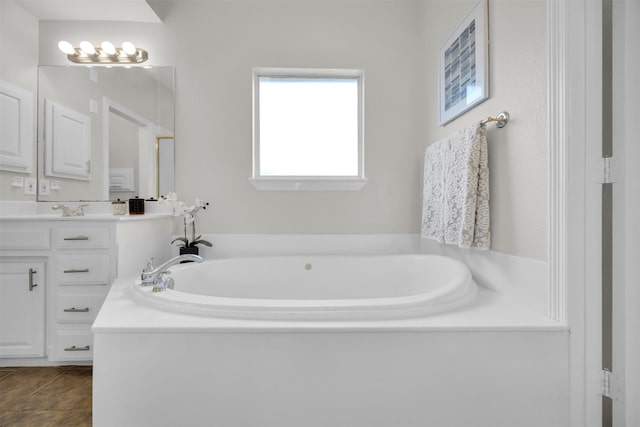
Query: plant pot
[{"left": 179, "top": 246, "right": 199, "bottom": 262}]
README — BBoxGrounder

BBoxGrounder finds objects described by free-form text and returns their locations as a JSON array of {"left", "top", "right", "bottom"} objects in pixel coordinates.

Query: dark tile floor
[{"left": 0, "top": 366, "right": 92, "bottom": 427}]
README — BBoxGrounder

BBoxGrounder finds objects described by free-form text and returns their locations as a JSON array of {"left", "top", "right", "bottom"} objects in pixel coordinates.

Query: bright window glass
[{"left": 252, "top": 68, "right": 365, "bottom": 190}]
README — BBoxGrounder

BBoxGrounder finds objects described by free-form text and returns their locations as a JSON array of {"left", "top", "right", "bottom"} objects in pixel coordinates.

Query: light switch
[
  {"left": 39, "top": 179, "right": 51, "bottom": 195},
  {"left": 24, "top": 177, "right": 37, "bottom": 195}
]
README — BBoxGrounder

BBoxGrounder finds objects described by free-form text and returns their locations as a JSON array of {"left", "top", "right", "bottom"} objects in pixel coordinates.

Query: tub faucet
[
  {"left": 52, "top": 203, "right": 89, "bottom": 217},
  {"left": 140, "top": 254, "right": 203, "bottom": 291}
]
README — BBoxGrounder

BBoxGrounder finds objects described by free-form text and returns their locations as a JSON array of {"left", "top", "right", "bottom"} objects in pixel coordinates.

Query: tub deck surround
[
  {"left": 130, "top": 255, "right": 478, "bottom": 321},
  {"left": 94, "top": 271, "right": 564, "bottom": 333},
  {"left": 93, "top": 272, "right": 568, "bottom": 427}
]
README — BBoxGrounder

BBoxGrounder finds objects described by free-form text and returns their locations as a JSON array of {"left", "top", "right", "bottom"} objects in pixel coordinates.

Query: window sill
[{"left": 249, "top": 177, "right": 368, "bottom": 191}]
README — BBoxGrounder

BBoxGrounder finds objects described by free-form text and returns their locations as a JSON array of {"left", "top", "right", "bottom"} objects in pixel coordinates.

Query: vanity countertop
[
  {"left": 0, "top": 201, "right": 175, "bottom": 221},
  {"left": 0, "top": 213, "right": 173, "bottom": 222}
]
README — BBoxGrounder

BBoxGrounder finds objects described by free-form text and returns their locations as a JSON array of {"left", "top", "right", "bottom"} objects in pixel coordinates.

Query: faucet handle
[
  {"left": 143, "top": 257, "right": 155, "bottom": 272},
  {"left": 152, "top": 273, "right": 173, "bottom": 292},
  {"left": 140, "top": 258, "right": 156, "bottom": 285},
  {"left": 77, "top": 203, "right": 89, "bottom": 214}
]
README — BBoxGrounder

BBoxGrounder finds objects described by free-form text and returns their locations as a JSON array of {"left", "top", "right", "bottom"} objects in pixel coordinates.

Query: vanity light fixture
[{"left": 58, "top": 40, "right": 148, "bottom": 64}]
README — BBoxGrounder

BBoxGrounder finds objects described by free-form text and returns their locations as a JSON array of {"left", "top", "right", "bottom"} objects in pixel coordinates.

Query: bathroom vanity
[{"left": 0, "top": 206, "right": 173, "bottom": 365}]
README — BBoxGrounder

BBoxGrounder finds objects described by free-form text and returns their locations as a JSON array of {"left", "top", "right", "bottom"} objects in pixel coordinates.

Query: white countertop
[
  {"left": 0, "top": 213, "right": 173, "bottom": 222},
  {"left": 0, "top": 200, "right": 174, "bottom": 221}
]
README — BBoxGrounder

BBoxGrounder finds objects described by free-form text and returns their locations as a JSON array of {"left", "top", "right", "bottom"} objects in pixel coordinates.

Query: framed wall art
[{"left": 439, "top": 0, "right": 489, "bottom": 126}]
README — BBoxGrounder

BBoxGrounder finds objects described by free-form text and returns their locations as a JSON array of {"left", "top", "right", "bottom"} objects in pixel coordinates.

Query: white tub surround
[{"left": 94, "top": 266, "right": 567, "bottom": 427}]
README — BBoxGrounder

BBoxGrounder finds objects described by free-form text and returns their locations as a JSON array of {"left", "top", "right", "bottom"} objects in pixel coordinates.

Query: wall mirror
[{"left": 37, "top": 65, "right": 175, "bottom": 201}]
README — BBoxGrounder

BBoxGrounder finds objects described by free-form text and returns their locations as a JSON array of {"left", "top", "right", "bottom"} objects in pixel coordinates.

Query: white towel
[{"left": 421, "top": 124, "right": 490, "bottom": 249}]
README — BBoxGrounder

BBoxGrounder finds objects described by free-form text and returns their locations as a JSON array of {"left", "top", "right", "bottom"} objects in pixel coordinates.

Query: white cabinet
[
  {"left": 0, "top": 80, "right": 33, "bottom": 174},
  {"left": 0, "top": 213, "right": 172, "bottom": 365},
  {"left": 0, "top": 220, "right": 116, "bottom": 363},
  {"left": 44, "top": 99, "right": 91, "bottom": 180},
  {"left": 0, "top": 262, "right": 45, "bottom": 357},
  {"left": 48, "top": 224, "right": 115, "bottom": 362}
]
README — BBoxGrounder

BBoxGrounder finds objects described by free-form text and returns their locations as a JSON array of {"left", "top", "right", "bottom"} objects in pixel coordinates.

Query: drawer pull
[
  {"left": 64, "top": 345, "right": 91, "bottom": 352},
  {"left": 64, "top": 268, "right": 90, "bottom": 274},
  {"left": 29, "top": 268, "right": 38, "bottom": 291},
  {"left": 63, "top": 236, "right": 90, "bottom": 241},
  {"left": 63, "top": 307, "right": 90, "bottom": 313}
]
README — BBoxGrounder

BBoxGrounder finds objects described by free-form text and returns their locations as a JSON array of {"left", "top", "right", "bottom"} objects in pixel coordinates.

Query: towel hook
[{"left": 480, "top": 111, "right": 510, "bottom": 128}]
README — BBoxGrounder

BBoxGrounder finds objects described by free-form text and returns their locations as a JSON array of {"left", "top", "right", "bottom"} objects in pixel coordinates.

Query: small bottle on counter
[
  {"left": 111, "top": 199, "right": 127, "bottom": 215},
  {"left": 128, "top": 196, "right": 145, "bottom": 215}
]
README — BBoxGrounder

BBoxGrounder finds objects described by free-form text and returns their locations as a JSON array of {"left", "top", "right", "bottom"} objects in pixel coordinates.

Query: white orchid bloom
[
  {"left": 159, "top": 192, "right": 178, "bottom": 205},
  {"left": 183, "top": 212, "right": 195, "bottom": 224}
]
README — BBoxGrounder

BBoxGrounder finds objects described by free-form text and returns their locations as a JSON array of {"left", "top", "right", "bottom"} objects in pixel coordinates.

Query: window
[{"left": 251, "top": 68, "right": 366, "bottom": 191}]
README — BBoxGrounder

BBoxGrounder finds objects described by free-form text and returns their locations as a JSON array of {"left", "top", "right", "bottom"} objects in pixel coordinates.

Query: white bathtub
[
  {"left": 131, "top": 254, "right": 477, "bottom": 320},
  {"left": 94, "top": 237, "right": 569, "bottom": 427}
]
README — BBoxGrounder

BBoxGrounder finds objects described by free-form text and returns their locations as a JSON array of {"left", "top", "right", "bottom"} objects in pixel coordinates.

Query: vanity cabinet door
[{"left": 0, "top": 262, "right": 45, "bottom": 357}]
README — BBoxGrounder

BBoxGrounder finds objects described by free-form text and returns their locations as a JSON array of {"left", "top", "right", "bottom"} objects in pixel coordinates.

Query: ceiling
[{"left": 15, "top": 0, "right": 162, "bottom": 22}]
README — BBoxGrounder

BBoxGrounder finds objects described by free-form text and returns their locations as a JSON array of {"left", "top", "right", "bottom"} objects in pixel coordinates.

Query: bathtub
[
  {"left": 94, "top": 245, "right": 569, "bottom": 427},
  {"left": 131, "top": 254, "right": 477, "bottom": 320}
]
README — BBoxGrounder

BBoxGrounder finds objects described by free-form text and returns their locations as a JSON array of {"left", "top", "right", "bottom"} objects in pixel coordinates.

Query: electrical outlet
[
  {"left": 24, "top": 178, "right": 37, "bottom": 195},
  {"left": 50, "top": 181, "right": 61, "bottom": 191},
  {"left": 39, "top": 179, "right": 51, "bottom": 196}
]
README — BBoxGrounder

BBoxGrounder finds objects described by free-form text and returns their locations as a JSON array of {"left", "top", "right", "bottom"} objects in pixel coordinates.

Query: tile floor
[{"left": 0, "top": 366, "right": 92, "bottom": 427}]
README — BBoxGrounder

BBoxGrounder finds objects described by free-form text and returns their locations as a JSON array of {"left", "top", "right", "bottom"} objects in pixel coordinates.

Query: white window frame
[{"left": 250, "top": 67, "right": 367, "bottom": 191}]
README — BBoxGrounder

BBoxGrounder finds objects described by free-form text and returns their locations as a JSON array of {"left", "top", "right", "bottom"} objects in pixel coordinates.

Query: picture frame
[{"left": 439, "top": 0, "right": 489, "bottom": 126}]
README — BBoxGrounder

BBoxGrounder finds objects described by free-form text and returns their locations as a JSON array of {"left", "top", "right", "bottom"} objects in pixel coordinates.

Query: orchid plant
[{"left": 160, "top": 192, "right": 212, "bottom": 249}]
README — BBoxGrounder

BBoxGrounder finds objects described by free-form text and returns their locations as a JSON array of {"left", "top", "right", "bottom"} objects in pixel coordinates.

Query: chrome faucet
[
  {"left": 52, "top": 203, "right": 89, "bottom": 217},
  {"left": 139, "top": 254, "right": 203, "bottom": 292}
]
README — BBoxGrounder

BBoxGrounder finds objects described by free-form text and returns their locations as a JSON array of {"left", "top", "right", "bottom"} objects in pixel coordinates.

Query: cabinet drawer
[
  {"left": 53, "top": 227, "right": 110, "bottom": 249},
  {"left": 56, "top": 292, "right": 106, "bottom": 322},
  {"left": 53, "top": 331, "right": 93, "bottom": 361},
  {"left": 55, "top": 254, "right": 111, "bottom": 285},
  {"left": 0, "top": 226, "right": 50, "bottom": 249}
]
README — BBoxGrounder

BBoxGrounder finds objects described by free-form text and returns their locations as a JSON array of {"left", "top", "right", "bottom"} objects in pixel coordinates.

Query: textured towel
[{"left": 421, "top": 124, "right": 490, "bottom": 249}]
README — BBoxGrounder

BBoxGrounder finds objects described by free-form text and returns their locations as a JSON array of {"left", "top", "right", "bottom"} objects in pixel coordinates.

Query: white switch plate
[
  {"left": 39, "top": 179, "right": 51, "bottom": 195},
  {"left": 24, "top": 177, "right": 37, "bottom": 195},
  {"left": 50, "top": 180, "right": 60, "bottom": 191}
]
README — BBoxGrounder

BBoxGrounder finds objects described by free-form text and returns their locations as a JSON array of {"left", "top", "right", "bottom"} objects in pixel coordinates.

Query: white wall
[
  {"left": 37, "top": 1, "right": 426, "bottom": 234},
  {"left": 0, "top": 0, "right": 38, "bottom": 201},
  {"left": 36, "top": 0, "right": 546, "bottom": 260},
  {"left": 420, "top": 0, "right": 547, "bottom": 260}
]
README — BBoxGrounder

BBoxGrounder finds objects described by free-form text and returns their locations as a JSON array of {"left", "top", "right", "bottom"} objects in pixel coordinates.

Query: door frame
[
  {"left": 548, "top": 0, "right": 604, "bottom": 425},
  {"left": 555, "top": 1, "right": 640, "bottom": 425}
]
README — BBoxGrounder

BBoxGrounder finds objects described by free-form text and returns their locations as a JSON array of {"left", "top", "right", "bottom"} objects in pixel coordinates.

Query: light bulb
[
  {"left": 122, "top": 41, "right": 136, "bottom": 55},
  {"left": 101, "top": 41, "right": 116, "bottom": 55},
  {"left": 80, "top": 41, "right": 96, "bottom": 55},
  {"left": 58, "top": 41, "right": 75, "bottom": 55}
]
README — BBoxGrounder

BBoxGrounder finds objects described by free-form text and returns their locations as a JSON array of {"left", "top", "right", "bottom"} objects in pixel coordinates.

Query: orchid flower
[{"left": 162, "top": 193, "right": 212, "bottom": 249}]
